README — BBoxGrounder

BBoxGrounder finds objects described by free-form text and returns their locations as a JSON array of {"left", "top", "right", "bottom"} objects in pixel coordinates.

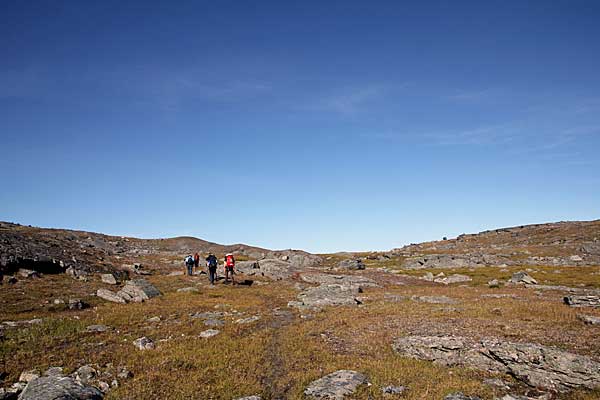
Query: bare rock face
[
  {"left": 564, "top": 295, "right": 600, "bottom": 308},
  {"left": 18, "top": 375, "right": 103, "bottom": 400},
  {"left": 392, "top": 336, "right": 600, "bottom": 392},
  {"left": 304, "top": 370, "right": 369, "bottom": 399}
]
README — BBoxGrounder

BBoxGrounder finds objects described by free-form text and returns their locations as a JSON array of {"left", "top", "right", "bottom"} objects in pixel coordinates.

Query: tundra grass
[{"left": 1, "top": 272, "right": 600, "bottom": 399}]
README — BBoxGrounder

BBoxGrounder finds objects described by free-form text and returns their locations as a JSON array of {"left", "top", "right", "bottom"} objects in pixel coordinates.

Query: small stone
[
  {"left": 68, "top": 299, "right": 89, "bottom": 310},
  {"left": 101, "top": 274, "right": 118, "bottom": 285},
  {"left": 235, "top": 396, "right": 261, "bottom": 400},
  {"left": 86, "top": 324, "right": 110, "bottom": 333},
  {"left": 73, "top": 365, "right": 96, "bottom": 385},
  {"left": 111, "top": 379, "right": 119, "bottom": 388},
  {"left": 204, "top": 319, "right": 224, "bottom": 327},
  {"left": 97, "top": 381, "right": 110, "bottom": 393},
  {"left": 147, "top": 316, "right": 161, "bottom": 323},
  {"left": 235, "top": 316, "right": 260, "bottom": 324},
  {"left": 488, "top": 279, "right": 500, "bottom": 288},
  {"left": 53, "top": 299, "right": 65, "bottom": 305},
  {"left": 177, "top": 287, "right": 199, "bottom": 293},
  {"left": 117, "top": 368, "right": 133, "bottom": 380},
  {"left": 199, "top": 329, "right": 220, "bottom": 338},
  {"left": 133, "top": 336, "right": 155, "bottom": 350},
  {"left": 381, "top": 385, "right": 407, "bottom": 394}
]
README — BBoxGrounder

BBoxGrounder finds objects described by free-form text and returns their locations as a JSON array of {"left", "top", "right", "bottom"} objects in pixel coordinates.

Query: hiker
[
  {"left": 224, "top": 253, "right": 235, "bottom": 283},
  {"left": 193, "top": 252, "right": 200, "bottom": 274},
  {"left": 184, "top": 255, "right": 194, "bottom": 276},
  {"left": 206, "top": 252, "right": 218, "bottom": 285}
]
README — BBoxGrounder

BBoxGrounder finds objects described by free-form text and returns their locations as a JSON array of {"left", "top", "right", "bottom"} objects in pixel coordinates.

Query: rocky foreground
[{"left": 1, "top": 220, "right": 600, "bottom": 399}]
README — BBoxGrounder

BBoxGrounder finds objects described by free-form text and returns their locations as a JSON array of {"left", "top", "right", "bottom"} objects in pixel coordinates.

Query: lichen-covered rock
[
  {"left": 18, "top": 375, "right": 103, "bottom": 400},
  {"left": 132, "top": 337, "right": 154, "bottom": 350},
  {"left": 199, "top": 329, "right": 220, "bottom": 338},
  {"left": 304, "top": 370, "right": 369, "bottom": 399},
  {"left": 392, "top": 336, "right": 600, "bottom": 392}
]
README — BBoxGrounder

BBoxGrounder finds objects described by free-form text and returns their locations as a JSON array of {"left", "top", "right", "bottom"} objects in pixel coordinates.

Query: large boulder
[
  {"left": 392, "top": 336, "right": 600, "bottom": 392},
  {"left": 96, "top": 279, "right": 160, "bottom": 304},
  {"left": 337, "top": 259, "right": 365, "bottom": 270},
  {"left": 304, "top": 370, "right": 368, "bottom": 399},
  {"left": 18, "top": 375, "right": 103, "bottom": 400}
]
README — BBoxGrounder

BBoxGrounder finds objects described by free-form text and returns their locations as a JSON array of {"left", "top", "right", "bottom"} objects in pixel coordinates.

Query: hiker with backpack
[
  {"left": 193, "top": 252, "right": 200, "bottom": 274},
  {"left": 205, "top": 252, "right": 218, "bottom": 285},
  {"left": 184, "top": 255, "right": 195, "bottom": 276},
  {"left": 224, "top": 253, "right": 235, "bottom": 283}
]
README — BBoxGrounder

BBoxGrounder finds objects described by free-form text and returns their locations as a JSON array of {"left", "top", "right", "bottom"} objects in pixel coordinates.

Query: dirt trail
[{"left": 261, "top": 308, "right": 295, "bottom": 400}]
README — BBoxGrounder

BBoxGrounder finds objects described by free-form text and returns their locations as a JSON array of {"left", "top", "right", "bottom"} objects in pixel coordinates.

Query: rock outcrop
[
  {"left": 96, "top": 279, "right": 160, "bottom": 304},
  {"left": 564, "top": 295, "right": 600, "bottom": 308},
  {"left": 337, "top": 259, "right": 365, "bottom": 270},
  {"left": 392, "top": 336, "right": 600, "bottom": 392}
]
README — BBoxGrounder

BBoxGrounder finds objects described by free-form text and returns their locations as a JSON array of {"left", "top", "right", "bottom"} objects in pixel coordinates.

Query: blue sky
[{"left": 1, "top": 1, "right": 599, "bottom": 253}]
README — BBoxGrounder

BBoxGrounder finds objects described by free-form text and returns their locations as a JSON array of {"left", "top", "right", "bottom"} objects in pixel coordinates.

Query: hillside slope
[
  {"left": 0, "top": 221, "right": 318, "bottom": 276},
  {"left": 391, "top": 220, "right": 600, "bottom": 269}
]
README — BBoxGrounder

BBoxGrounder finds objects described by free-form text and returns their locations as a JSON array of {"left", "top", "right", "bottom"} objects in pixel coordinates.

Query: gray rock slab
[
  {"left": 393, "top": 336, "right": 600, "bottom": 392},
  {"left": 18, "top": 375, "right": 103, "bottom": 400},
  {"left": 304, "top": 370, "right": 369, "bottom": 399}
]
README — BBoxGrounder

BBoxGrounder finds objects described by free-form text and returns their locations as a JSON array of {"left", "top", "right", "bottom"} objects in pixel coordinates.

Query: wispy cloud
[
  {"left": 445, "top": 89, "right": 497, "bottom": 102},
  {"left": 422, "top": 124, "right": 518, "bottom": 146},
  {"left": 323, "top": 85, "right": 384, "bottom": 114}
]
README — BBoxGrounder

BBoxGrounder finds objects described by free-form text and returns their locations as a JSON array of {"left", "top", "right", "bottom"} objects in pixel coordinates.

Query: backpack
[
  {"left": 208, "top": 255, "right": 217, "bottom": 268},
  {"left": 185, "top": 256, "right": 193, "bottom": 265},
  {"left": 226, "top": 254, "right": 235, "bottom": 267}
]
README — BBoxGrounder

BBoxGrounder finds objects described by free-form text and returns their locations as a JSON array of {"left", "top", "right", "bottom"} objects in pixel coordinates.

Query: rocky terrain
[{"left": 1, "top": 220, "right": 600, "bottom": 399}]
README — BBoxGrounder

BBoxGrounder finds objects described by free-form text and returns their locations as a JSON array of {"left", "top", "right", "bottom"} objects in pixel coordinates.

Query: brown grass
[{"left": 1, "top": 268, "right": 600, "bottom": 399}]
